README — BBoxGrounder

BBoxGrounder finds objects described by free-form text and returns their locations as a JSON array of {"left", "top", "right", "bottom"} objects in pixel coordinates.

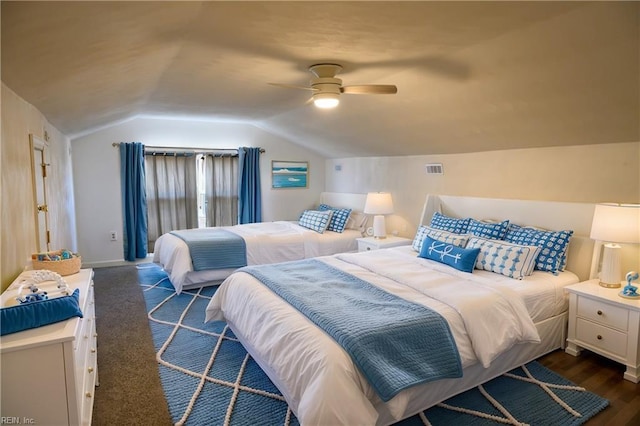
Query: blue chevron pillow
[{"left": 412, "top": 225, "right": 470, "bottom": 252}]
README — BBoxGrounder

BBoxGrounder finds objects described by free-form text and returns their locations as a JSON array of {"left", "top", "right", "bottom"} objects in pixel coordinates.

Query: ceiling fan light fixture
[{"left": 313, "top": 92, "right": 340, "bottom": 109}]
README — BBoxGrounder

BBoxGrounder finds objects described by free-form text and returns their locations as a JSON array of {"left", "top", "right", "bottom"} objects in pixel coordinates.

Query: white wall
[
  {"left": 71, "top": 116, "right": 327, "bottom": 267},
  {"left": 326, "top": 141, "right": 640, "bottom": 274}
]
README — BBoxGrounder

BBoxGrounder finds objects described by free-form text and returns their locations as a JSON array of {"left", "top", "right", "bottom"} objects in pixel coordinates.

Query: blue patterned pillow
[
  {"left": 298, "top": 210, "right": 333, "bottom": 234},
  {"left": 429, "top": 212, "right": 470, "bottom": 234},
  {"left": 466, "top": 236, "right": 541, "bottom": 279},
  {"left": 318, "top": 204, "right": 352, "bottom": 233},
  {"left": 412, "top": 225, "right": 470, "bottom": 252},
  {"left": 419, "top": 236, "right": 480, "bottom": 273},
  {"left": 466, "top": 218, "right": 509, "bottom": 240},
  {"left": 505, "top": 225, "right": 573, "bottom": 274}
]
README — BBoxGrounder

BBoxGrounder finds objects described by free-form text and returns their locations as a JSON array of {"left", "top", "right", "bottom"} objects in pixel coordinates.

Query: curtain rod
[{"left": 111, "top": 143, "right": 265, "bottom": 155}]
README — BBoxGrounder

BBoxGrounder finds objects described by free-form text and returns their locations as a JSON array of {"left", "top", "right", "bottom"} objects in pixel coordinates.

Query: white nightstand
[
  {"left": 357, "top": 236, "right": 412, "bottom": 252},
  {"left": 565, "top": 279, "right": 640, "bottom": 383}
]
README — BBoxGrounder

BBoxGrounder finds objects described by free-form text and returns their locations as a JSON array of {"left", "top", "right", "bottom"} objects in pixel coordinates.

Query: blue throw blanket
[
  {"left": 239, "top": 259, "right": 463, "bottom": 402},
  {"left": 170, "top": 228, "right": 247, "bottom": 271}
]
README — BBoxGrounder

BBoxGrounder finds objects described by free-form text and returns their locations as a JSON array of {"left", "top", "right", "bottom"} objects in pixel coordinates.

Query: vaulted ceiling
[{"left": 2, "top": 1, "right": 638, "bottom": 158}]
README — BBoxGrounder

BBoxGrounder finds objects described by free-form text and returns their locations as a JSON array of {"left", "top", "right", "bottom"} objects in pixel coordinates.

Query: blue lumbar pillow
[
  {"left": 1, "top": 288, "right": 83, "bottom": 336},
  {"left": 419, "top": 236, "right": 480, "bottom": 273}
]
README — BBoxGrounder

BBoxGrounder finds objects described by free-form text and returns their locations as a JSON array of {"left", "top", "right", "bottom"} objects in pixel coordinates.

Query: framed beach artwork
[{"left": 271, "top": 160, "right": 308, "bottom": 188}]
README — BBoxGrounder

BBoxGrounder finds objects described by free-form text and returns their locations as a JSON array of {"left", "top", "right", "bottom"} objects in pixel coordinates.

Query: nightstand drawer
[
  {"left": 577, "top": 296, "right": 629, "bottom": 331},
  {"left": 358, "top": 240, "right": 377, "bottom": 252},
  {"left": 576, "top": 318, "right": 627, "bottom": 357}
]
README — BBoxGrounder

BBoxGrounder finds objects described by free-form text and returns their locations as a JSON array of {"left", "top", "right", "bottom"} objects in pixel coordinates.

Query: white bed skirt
[{"left": 226, "top": 311, "right": 567, "bottom": 426}]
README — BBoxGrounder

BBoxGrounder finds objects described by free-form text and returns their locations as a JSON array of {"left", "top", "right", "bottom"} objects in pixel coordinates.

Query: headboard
[
  {"left": 319, "top": 192, "right": 367, "bottom": 211},
  {"left": 420, "top": 194, "right": 596, "bottom": 282}
]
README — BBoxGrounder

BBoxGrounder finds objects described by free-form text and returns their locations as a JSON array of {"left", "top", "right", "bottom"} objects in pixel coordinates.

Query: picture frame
[{"left": 271, "top": 160, "right": 308, "bottom": 188}]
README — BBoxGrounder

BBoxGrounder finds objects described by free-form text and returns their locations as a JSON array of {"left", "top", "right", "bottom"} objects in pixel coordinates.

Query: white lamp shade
[
  {"left": 363, "top": 192, "right": 394, "bottom": 215},
  {"left": 313, "top": 93, "right": 340, "bottom": 109},
  {"left": 590, "top": 203, "right": 640, "bottom": 244}
]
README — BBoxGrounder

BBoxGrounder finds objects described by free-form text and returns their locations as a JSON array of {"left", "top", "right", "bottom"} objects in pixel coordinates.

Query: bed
[
  {"left": 205, "top": 194, "right": 597, "bottom": 425},
  {"left": 153, "top": 192, "right": 368, "bottom": 293}
]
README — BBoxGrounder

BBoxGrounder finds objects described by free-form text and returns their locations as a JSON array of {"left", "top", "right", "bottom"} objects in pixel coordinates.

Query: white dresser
[
  {"left": 565, "top": 279, "right": 640, "bottom": 383},
  {"left": 0, "top": 269, "right": 98, "bottom": 425}
]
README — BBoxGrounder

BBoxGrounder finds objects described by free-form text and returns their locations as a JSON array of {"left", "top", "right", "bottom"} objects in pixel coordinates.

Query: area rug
[{"left": 137, "top": 263, "right": 609, "bottom": 426}]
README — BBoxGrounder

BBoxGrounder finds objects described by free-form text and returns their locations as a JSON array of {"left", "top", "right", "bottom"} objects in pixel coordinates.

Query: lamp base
[
  {"left": 372, "top": 215, "right": 387, "bottom": 239},
  {"left": 598, "top": 243, "right": 622, "bottom": 288}
]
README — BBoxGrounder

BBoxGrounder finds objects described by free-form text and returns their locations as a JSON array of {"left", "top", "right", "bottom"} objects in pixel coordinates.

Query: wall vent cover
[{"left": 425, "top": 163, "right": 444, "bottom": 175}]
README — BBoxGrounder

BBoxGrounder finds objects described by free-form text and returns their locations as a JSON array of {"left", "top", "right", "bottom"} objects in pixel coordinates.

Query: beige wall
[
  {"left": 326, "top": 142, "right": 640, "bottom": 274},
  {"left": 1, "top": 83, "right": 77, "bottom": 291}
]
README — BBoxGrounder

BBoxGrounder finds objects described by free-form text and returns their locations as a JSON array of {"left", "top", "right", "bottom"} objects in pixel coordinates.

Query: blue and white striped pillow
[
  {"left": 318, "top": 204, "right": 352, "bottom": 233},
  {"left": 466, "top": 236, "right": 541, "bottom": 279},
  {"left": 429, "top": 212, "right": 470, "bottom": 234},
  {"left": 412, "top": 225, "right": 470, "bottom": 252},
  {"left": 505, "top": 225, "right": 573, "bottom": 274},
  {"left": 466, "top": 218, "right": 509, "bottom": 240},
  {"left": 298, "top": 210, "right": 333, "bottom": 234}
]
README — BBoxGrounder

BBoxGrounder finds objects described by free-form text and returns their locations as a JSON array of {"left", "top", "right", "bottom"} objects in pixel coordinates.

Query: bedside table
[
  {"left": 565, "top": 279, "right": 640, "bottom": 383},
  {"left": 357, "top": 236, "right": 412, "bottom": 252}
]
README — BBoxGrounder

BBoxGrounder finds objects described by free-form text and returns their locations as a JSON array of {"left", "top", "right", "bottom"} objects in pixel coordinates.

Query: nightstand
[
  {"left": 565, "top": 279, "right": 640, "bottom": 383},
  {"left": 357, "top": 236, "right": 412, "bottom": 252}
]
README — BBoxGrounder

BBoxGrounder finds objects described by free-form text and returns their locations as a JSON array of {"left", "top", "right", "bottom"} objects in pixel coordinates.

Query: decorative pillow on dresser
[
  {"left": 429, "top": 212, "right": 470, "bottom": 234},
  {"left": 504, "top": 225, "right": 573, "bottom": 274},
  {"left": 317, "top": 204, "right": 352, "bottom": 233},
  {"left": 298, "top": 210, "right": 333, "bottom": 234}
]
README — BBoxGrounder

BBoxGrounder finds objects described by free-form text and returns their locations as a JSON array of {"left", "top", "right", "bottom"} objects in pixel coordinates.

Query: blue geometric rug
[{"left": 138, "top": 263, "right": 609, "bottom": 426}]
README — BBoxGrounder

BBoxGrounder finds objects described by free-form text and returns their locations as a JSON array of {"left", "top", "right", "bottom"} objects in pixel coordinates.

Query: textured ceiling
[{"left": 2, "top": 1, "right": 638, "bottom": 158}]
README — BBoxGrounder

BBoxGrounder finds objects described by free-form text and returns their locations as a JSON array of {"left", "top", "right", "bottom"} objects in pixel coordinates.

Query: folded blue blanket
[
  {"left": 239, "top": 259, "right": 462, "bottom": 401},
  {"left": 171, "top": 228, "right": 247, "bottom": 271}
]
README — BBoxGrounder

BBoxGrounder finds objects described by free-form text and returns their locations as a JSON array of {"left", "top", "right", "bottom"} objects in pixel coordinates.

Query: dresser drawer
[
  {"left": 576, "top": 318, "right": 628, "bottom": 358},
  {"left": 577, "top": 295, "right": 629, "bottom": 331}
]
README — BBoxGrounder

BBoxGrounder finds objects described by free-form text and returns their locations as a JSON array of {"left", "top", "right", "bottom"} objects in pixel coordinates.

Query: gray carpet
[{"left": 92, "top": 264, "right": 172, "bottom": 426}]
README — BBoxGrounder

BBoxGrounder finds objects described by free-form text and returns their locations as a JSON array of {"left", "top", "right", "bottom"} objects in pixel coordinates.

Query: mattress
[{"left": 205, "top": 245, "right": 579, "bottom": 425}]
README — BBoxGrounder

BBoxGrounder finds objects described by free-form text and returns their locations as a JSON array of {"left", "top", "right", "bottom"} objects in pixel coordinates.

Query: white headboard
[
  {"left": 420, "top": 195, "right": 596, "bottom": 282},
  {"left": 320, "top": 192, "right": 367, "bottom": 211}
]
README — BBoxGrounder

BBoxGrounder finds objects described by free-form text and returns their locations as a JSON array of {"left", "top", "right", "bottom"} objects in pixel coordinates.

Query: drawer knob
[
  {"left": 366, "top": 247, "right": 371, "bottom": 251},
  {"left": 597, "top": 310, "right": 603, "bottom": 316},
  {"left": 86, "top": 392, "right": 92, "bottom": 398},
  {"left": 597, "top": 335, "right": 603, "bottom": 340},
  {"left": 90, "top": 348, "right": 96, "bottom": 353},
  {"left": 88, "top": 367, "right": 94, "bottom": 373}
]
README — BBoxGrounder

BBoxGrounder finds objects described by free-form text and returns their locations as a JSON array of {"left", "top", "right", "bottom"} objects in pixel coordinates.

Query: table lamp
[
  {"left": 364, "top": 192, "right": 394, "bottom": 239},
  {"left": 590, "top": 203, "right": 640, "bottom": 288}
]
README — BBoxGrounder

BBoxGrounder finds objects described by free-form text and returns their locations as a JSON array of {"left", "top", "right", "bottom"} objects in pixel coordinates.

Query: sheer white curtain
[
  {"left": 145, "top": 154, "right": 198, "bottom": 252},
  {"left": 204, "top": 154, "right": 238, "bottom": 227}
]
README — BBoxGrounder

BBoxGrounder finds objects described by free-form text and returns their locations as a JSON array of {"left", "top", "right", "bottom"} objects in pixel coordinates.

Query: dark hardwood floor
[{"left": 538, "top": 349, "right": 640, "bottom": 425}]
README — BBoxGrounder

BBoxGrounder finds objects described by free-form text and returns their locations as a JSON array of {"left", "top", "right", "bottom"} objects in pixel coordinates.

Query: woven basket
[{"left": 32, "top": 255, "right": 82, "bottom": 276}]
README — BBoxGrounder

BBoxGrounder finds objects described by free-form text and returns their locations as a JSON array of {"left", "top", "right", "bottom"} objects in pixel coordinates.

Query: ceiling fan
[{"left": 269, "top": 63, "right": 397, "bottom": 109}]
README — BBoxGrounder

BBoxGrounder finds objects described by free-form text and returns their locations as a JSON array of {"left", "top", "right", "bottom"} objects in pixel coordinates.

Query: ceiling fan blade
[
  {"left": 268, "top": 82, "right": 316, "bottom": 91},
  {"left": 341, "top": 85, "right": 397, "bottom": 95}
]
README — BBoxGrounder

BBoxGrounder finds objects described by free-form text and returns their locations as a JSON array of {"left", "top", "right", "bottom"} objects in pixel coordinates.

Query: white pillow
[
  {"left": 466, "top": 236, "right": 541, "bottom": 279},
  {"left": 412, "top": 225, "right": 470, "bottom": 252}
]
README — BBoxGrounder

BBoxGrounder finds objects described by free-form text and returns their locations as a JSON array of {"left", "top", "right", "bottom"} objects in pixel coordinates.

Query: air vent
[{"left": 425, "top": 163, "right": 444, "bottom": 175}]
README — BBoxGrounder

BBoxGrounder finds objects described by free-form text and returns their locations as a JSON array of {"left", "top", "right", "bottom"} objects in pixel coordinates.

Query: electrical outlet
[{"left": 110, "top": 231, "right": 117, "bottom": 241}]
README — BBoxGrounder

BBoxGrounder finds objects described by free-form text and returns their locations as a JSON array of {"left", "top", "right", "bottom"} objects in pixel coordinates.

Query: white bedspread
[
  {"left": 205, "top": 246, "right": 576, "bottom": 425},
  {"left": 153, "top": 221, "right": 360, "bottom": 293}
]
